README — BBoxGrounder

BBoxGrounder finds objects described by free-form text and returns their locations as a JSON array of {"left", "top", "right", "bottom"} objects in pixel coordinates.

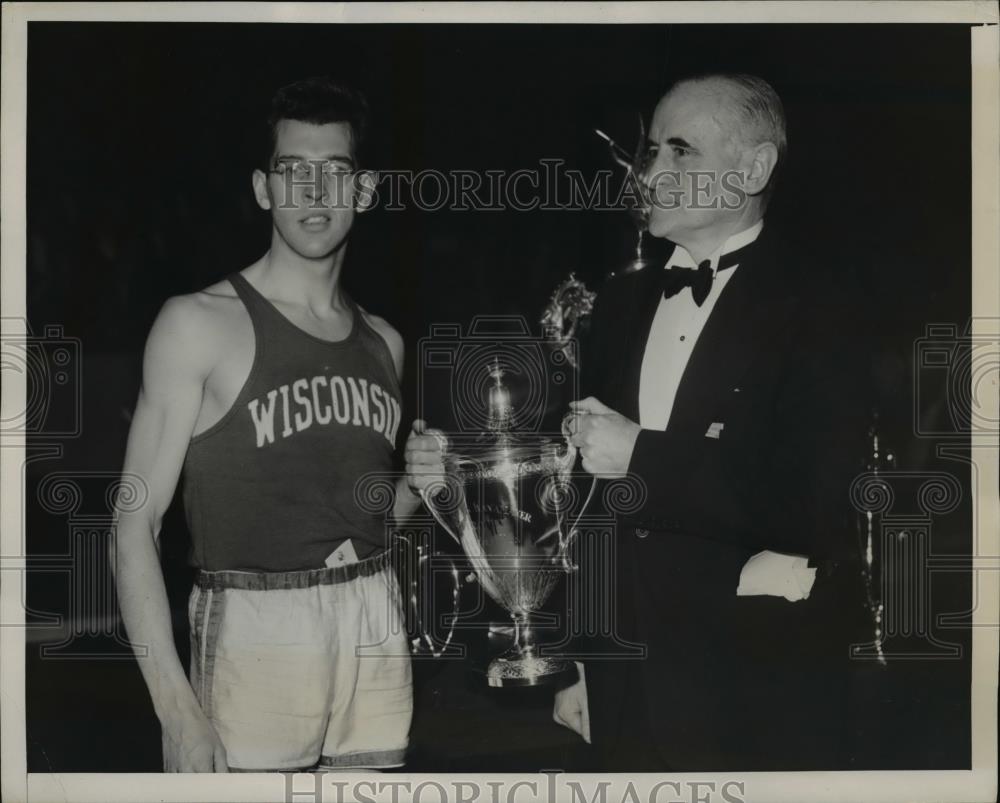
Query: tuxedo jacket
[{"left": 579, "top": 224, "right": 872, "bottom": 771}]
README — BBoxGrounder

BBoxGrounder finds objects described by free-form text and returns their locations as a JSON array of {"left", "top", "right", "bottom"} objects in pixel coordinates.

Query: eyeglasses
[{"left": 268, "top": 158, "right": 356, "bottom": 182}]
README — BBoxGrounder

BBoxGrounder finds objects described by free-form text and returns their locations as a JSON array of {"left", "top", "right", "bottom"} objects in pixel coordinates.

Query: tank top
[{"left": 182, "top": 273, "right": 402, "bottom": 571}]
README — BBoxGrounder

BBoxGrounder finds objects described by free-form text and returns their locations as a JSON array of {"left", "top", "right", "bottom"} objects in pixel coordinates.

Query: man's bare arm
[
  {"left": 109, "top": 295, "right": 228, "bottom": 772},
  {"left": 361, "top": 309, "right": 423, "bottom": 522}
]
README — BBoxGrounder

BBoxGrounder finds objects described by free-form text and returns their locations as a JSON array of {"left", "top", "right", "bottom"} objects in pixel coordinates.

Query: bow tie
[{"left": 661, "top": 244, "right": 752, "bottom": 307}]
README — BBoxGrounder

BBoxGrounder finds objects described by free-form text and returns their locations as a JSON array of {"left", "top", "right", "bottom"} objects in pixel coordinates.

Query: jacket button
[{"left": 635, "top": 528, "right": 649, "bottom": 538}]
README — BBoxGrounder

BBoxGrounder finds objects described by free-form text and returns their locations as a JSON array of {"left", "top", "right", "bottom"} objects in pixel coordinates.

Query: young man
[{"left": 112, "top": 77, "right": 422, "bottom": 772}]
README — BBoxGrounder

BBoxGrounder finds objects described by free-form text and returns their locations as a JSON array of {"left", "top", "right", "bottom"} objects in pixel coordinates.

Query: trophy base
[{"left": 486, "top": 655, "right": 573, "bottom": 688}]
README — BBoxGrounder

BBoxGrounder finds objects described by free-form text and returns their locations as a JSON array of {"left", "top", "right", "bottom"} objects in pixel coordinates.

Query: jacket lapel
[{"left": 665, "top": 230, "right": 798, "bottom": 437}]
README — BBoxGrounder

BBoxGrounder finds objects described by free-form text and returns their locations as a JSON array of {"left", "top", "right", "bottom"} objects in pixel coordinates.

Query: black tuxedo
[{"left": 579, "top": 224, "right": 871, "bottom": 770}]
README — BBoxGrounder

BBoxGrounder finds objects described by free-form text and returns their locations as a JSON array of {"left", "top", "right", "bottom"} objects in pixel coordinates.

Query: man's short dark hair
[{"left": 264, "top": 77, "right": 369, "bottom": 168}]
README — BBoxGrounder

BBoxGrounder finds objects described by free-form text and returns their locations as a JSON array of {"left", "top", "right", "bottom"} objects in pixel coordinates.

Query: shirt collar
[{"left": 665, "top": 219, "right": 765, "bottom": 271}]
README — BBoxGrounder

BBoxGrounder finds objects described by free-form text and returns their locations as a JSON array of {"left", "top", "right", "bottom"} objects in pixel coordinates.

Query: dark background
[{"left": 24, "top": 22, "right": 973, "bottom": 772}]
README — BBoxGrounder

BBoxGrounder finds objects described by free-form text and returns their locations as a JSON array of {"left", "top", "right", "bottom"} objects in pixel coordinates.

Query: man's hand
[
  {"left": 404, "top": 419, "right": 448, "bottom": 496},
  {"left": 553, "top": 662, "right": 591, "bottom": 744},
  {"left": 567, "top": 397, "right": 641, "bottom": 478},
  {"left": 161, "top": 703, "right": 228, "bottom": 772}
]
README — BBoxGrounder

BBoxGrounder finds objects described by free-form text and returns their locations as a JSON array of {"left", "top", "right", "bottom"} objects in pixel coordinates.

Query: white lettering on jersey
[
  {"left": 311, "top": 376, "right": 332, "bottom": 425},
  {"left": 348, "top": 377, "right": 371, "bottom": 428},
  {"left": 292, "top": 379, "right": 314, "bottom": 432},
  {"left": 277, "top": 384, "right": 293, "bottom": 438},
  {"left": 249, "top": 374, "right": 401, "bottom": 449},
  {"left": 329, "top": 376, "right": 351, "bottom": 425},
  {"left": 370, "top": 383, "right": 385, "bottom": 433},
  {"left": 247, "top": 389, "right": 279, "bottom": 447}
]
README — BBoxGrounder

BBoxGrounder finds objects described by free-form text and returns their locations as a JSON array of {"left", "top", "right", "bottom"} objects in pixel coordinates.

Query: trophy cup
[
  {"left": 596, "top": 114, "right": 657, "bottom": 275},
  {"left": 854, "top": 411, "right": 896, "bottom": 666},
  {"left": 419, "top": 359, "right": 594, "bottom": 687}
]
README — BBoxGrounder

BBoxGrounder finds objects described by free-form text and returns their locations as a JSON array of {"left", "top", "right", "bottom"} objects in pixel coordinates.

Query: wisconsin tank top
[{"left": 182, "top": 273, "right": 402, "bottom": 571}]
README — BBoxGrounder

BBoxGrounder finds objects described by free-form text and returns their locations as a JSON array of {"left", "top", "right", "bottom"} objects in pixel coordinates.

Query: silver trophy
[
  {"left": 540, "top": 115, "right": 654, "bottom": 363},
  {"left": 420, "top": 359, "right": 594, "bottom": 686},
  {"left": 854, "top": 412, "right": 896, "bottom": 666},
  {"left": 596, "top": 114, "right": 656, "bottom": 275}
]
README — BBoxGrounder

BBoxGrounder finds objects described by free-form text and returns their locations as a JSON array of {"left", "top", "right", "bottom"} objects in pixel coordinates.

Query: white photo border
[{"left": 2, "top": 3, "right": 997, "bottom": 803}]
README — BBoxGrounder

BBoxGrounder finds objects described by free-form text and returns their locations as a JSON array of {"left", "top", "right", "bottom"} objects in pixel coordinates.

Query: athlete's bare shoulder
[
  {"left": 197, "top": 274, "right": 241, "bottom": 300},
  {"left": 356, "top": 304, "right": 404, "bottom": 380},
  {"left": 145, "top": 276, "right": 250, "bottom": 380},
  {"left": 163, "top": 283, "right": 240, "bottom": 336}
]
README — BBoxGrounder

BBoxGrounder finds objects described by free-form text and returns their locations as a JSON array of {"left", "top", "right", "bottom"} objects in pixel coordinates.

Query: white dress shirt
[{"left": 638, "top": 220, "right": 765, "bottom": 430}]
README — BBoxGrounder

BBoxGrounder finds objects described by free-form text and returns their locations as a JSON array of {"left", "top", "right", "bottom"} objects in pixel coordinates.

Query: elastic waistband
[{"left": 195, "top": 549, "right": 392, "bottom": 591}]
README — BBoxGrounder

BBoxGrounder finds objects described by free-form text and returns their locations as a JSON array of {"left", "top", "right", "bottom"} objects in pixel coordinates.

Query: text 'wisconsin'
[{"left": 246, "top": 376, "right": 401, "bottom": 447}]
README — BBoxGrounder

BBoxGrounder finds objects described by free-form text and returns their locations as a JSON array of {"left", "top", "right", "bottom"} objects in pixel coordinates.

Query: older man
[{"left": 549, "top": 73, "right": 869, "bottom": 770}]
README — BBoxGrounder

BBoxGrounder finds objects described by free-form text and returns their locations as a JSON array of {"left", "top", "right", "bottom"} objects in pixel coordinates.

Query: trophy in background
[
  {"left": 541, "top": 115, "right": 656, "bottom": 361},
  {"left": 596, "top": 113, "right": 657, "bottom": 275},
  {"left": 854, "top": 412, "right": 896, "bottom": 666},
  {"left": 541, "top": 275, "right": 595, "bottom": 369},
  {"left": 419, "top": 359, "right": 594, "bottom": 687}
]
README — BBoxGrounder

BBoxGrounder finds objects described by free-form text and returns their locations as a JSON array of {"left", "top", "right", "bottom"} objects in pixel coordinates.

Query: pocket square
[
  {"left": 736, "top": 550, "right": 816, "bottom": 602},
  {"left": 705, "top": 422, "right": 724, "bottom": 439}
]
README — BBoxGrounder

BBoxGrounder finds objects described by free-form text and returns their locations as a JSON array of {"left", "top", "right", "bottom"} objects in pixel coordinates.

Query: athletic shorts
[{"left": 187, "top": 550, "right": 413, "bottom": 772}]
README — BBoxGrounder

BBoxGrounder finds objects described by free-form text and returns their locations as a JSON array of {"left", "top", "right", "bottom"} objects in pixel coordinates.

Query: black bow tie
[{"left": 661, "top": 243, "right": 753, "bottom": 307}]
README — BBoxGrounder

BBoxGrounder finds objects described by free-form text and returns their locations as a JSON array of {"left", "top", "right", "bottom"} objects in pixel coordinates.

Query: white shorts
[{"left": 187, "top": 550, "right": 413, "bottom": 771}]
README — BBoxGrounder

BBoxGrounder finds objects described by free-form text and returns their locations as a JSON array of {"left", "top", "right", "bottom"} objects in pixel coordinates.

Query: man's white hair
[{"left": 674, "top": 72, "right": 787, "bottom": 196}]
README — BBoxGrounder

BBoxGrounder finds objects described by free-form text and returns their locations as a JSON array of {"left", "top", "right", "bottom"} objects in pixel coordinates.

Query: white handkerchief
[
  {"left": 325, "top": 539, "right": 359, "bottom": 567},
  {"left": 736, "top": 550, "right": 816, "bottom": 602},
  {"left": 705, "top": 422, "right": 724, "bottom": 439}
]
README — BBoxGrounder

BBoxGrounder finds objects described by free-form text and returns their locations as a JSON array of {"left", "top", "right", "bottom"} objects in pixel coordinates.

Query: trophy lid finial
[
  {"left": 489, "top": 357, "right": 504, "bottom": 384},
  {"left": 486, "top": 357, "right": 513, "bottom": 433}
]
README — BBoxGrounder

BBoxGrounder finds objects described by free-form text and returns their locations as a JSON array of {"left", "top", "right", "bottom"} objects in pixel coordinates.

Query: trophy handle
[
  {"left": 559, "top": 412, "right": 598, "bottom": 559},
  {"left": 420, "top": 482, "right": 508, "bottom": 612},
  {"left": 418, "top": 486, "right": 463, "bottom": 548},
  {"left": 568, "top": 477, "right": 597, "bottom": 538},
  {"left": 407, "top": 540, "right": 461, "bottom": 658}
]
